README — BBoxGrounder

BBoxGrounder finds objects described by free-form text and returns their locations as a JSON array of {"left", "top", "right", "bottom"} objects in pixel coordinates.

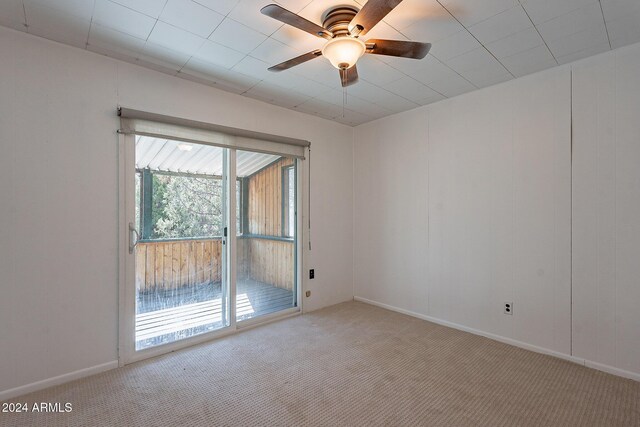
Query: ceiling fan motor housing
[{"left": 322, "top": 6, "right": 360, "bottom": 37}]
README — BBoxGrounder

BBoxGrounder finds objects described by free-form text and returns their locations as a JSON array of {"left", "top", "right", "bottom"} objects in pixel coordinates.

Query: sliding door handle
[{"left": 129, "top": 222, "right": 139, "bottom": 254}]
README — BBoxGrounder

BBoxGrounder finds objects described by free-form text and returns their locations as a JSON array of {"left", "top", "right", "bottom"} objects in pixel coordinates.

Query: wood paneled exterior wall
[
  {"left": 243, "top": 157, "right": 296, "bottom": 291},
  {"left": 247, "top": 157, "right": 294, "bottom": 236},
  {"left": 135, "top": 157, "right": 296, "bottom": 293}
]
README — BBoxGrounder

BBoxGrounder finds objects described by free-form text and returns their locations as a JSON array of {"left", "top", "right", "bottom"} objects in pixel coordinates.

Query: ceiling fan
[{"left": 260, "top": 0, "right": 431, "bottom": 87}]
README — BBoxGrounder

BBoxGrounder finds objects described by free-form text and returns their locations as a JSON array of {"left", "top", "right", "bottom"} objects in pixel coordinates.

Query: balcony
[{"left": 135, "top": 237, "right": 295, "bottom": 350}]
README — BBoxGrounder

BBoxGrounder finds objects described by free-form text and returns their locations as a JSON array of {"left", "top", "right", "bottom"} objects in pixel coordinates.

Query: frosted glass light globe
[{"left": 321, "top": 37, "right": 366, "bottom": 69}]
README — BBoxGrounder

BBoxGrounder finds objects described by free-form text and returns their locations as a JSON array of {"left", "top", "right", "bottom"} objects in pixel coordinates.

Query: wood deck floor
[{"left": 135, "top": 280, "right": 295, "bottom": 350}]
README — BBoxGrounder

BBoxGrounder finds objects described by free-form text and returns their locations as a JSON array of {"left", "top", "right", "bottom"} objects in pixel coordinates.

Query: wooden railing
[
  {"left": 239, "top": 237, "right": 295, "bottom": 291},
  {"left": 135, "top": 237, "right": 294, "bottom": 292},
  {"left": 135, "top": 238, "right": 223, "bottom": 292}
]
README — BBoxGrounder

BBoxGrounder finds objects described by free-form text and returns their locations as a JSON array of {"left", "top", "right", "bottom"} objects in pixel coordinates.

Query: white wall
[
  {"left": 354, "top": 44, "right": 640, "bottom": 379},
  {"left": 427, "top": 68, "right": 572, "bottom": 354},
  {"left": 355, "top": 67, "right": 572, "bottom": 353},
  {"left": 0, "top": 27, "right": 354, "bottom": 397},
  {"left": 353, "top": 108, "right": 429, "bottom": 314},
  {"left": 572, "top": 44, "right": 640, "bottom": 376}
]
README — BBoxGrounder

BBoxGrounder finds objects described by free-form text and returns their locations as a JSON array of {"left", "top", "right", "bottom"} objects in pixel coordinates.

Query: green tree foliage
[{"left": 150, "top": 173, "right": 223, "bottom": 239}]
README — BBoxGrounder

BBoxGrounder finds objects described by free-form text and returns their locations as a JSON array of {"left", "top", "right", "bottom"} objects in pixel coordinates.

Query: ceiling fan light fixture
[
  {"left": 260, "top": 3, "right": 432, "bottom": 87},
  {"left": 321, "top": 37, "right": 366, "bottom": 69}
]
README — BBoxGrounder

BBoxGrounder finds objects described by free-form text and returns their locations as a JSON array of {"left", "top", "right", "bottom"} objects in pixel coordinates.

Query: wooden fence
[
  {"left": 136, "top": 237, "right": 294, "bottom": 292},
  {"left": 135, "top": 239, "right": 224, "bottom": 292},
  {"left": 238, "top": 238, "right": 295, "bottom": 291}
]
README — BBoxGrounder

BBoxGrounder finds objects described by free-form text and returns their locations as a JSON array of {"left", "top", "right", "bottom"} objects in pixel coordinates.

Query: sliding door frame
[
  {"left": 118, "top": 135, "right": 304, "bottom": 365},
  {"left": 236, "top": 157, "right": 302, "bottom": 329}
]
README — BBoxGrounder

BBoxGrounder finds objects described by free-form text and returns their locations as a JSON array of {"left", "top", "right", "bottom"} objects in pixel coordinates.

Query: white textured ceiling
[{"left": 1, "top": 0, "right": 639, "bottom": 126}]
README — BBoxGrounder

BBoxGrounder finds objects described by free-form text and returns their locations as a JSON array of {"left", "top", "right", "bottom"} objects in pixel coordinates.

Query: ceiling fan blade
[
  {"left": 348, "top": 0, "right": 403, "bottom": 37},
  {"left": 339, "top": 65, "right": 359, "bottom": 87},
  {"left": 268, "top": 50, "right": 323, "bottom": 72},
  {"left": 261, "top": 4, "right": 332, "bottom": 39},
  {"left": 365, "top": 39, "right": 431, "bottom": 59}
]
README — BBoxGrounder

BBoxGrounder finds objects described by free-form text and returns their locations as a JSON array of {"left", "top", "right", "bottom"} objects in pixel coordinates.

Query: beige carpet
[{"left": 1, "top": 301, "right": 639, "bottom": 427}]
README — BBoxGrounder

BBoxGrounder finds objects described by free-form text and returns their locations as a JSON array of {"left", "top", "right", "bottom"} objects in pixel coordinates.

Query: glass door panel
[
  {"left": 133, "top": 136, "right": 230, "bottom": 350},
  {"left": 235, "top": 150, "right": 297, "bottom": 322}
]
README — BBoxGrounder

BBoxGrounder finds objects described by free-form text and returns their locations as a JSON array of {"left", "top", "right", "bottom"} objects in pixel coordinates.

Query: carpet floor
[{"left": 1, "top": 301, "right": 639, "bottom": 426}]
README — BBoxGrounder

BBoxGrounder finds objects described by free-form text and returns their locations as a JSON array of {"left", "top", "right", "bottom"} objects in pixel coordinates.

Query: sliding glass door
[
  {"left": 132, "top": 136, "right": 230, "bottom": 351},
  {"left": 235, "top": 151, "right": 298, "bottom": 322},
  {"left": 123, "top": 137, "right": 300, "bottom": 360}
]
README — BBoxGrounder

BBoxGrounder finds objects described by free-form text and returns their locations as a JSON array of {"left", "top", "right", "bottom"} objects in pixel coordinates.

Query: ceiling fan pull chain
[{"left": 343, "top": 87, "right": 347, "bottom": 118}]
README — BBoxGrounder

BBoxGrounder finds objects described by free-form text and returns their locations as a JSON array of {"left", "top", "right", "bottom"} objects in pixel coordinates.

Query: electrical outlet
[
  {"left": 309, "top": 269, "right": 315, "bottom": 279},
  {"left": 504, "top": 302, "right": 513, "bottom": 315},
  {"left": 305, "top": 290, "right": 311, "bottom": 297}
]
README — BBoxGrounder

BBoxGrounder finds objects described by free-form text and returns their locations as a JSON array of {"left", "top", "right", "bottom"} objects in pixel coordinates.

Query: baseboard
[
  {"left": 0, "top": 360, "right": 119, "bottom": 402},
  {"left": 354, "top": 296, "right": 640, "bottom": 383},
  {"left": 583, "top": 359, "right": 640, "bottom": 382}
]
